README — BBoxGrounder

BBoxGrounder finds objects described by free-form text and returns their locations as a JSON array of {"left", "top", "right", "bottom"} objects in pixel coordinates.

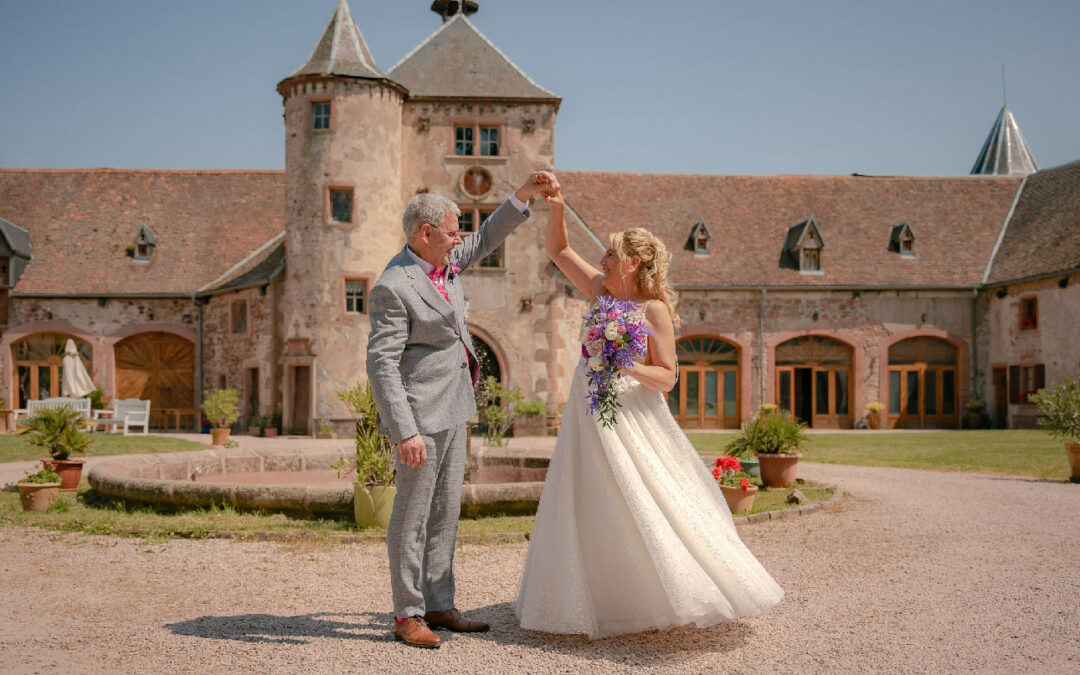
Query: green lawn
[
  {"left": 0, "top": 433, "right": 204, "bottom": 463},
  {"left": 689, "top": 430, "right": 1069, "bottom": 481}
]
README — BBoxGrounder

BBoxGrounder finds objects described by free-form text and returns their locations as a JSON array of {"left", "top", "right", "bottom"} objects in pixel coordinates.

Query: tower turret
[
  {"left": 276, "top": 0, "right": 408, "bottom": 433},
  {"left": 970, "top": 105, "right": 1038, "bottom": 176}
]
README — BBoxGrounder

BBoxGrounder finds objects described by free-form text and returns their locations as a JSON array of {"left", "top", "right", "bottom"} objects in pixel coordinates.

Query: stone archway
[
  {"left": 668, "top": 335, "right": 741, "bottom": 429},
  {"left": 775, "top": 335, "right": 853, "bottom": 428},
  {"left": 12, "top": 333, "right": 93, "bottom": 408},
  {"left": 114, "top": 332, "right": 195, "bottom": 427}
]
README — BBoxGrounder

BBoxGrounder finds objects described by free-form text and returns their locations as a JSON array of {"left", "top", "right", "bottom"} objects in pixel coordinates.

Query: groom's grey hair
[{"left": 402, "top": 193, "right": 461, "bottom": 241}]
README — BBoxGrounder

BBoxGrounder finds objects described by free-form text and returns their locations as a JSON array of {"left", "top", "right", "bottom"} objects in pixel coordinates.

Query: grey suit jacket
[{"left": 366, "top": 199, "right": 529, "bottom": 444}]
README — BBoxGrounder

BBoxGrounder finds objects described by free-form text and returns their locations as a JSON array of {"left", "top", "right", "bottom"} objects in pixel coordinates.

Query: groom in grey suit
[{"left": 366, "top": 171, "right": 557, "bottom": 648}]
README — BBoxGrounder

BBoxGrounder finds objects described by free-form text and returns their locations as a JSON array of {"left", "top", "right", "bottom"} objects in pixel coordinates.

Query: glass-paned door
[
  {"left": 887, "top": 337, "right": 959, "bottom": 428},
  {"left": 668, "top": 337, "right": 740, "bottom": 428},
  {"left": 13, "top": 334, "right": 93, "bottom": 408}
]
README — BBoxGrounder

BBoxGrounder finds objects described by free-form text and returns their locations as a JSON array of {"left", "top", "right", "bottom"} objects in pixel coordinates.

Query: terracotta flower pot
[
  {"left": 719, "top": 483, "right": 759, "bottom": 514},
  {"left": 42, "top": 459, "right": 86, "bottom": 491},
  {"left": 18, "top": 482, "right": 61, "bottom": 511},
  {"left": 1067, "top": 443, "right": 1080, "bottom": 483},
  {"left": 758, "top": 453, "right": 801, "bottom": 488},
  {"left": 262, "top": 427, "right": 278, "bottom": 438},
  {"left": 867, "top": 411, "right": 882, "bottom": 430},
  {"left": 354, "top": 484, "right": 396, "bottom": 529},
  {"left": 210, "top": 428, "right": 231, "bottom": 446}
]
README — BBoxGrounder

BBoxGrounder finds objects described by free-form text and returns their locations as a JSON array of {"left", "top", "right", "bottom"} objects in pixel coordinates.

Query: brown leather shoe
[
  {"left": 393, "top": 616, "right": 442, "bottom": 648},
  {"left": 423, "top": 608, "right": 490, "bottom": 632}
]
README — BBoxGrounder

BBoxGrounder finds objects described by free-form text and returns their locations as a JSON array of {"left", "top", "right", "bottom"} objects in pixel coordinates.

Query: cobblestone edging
[{"left": 177, "top": 487, "right": 845, "bottom": 545}]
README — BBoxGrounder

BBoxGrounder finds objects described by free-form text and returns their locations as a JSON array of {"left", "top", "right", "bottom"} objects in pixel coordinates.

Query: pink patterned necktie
[{"left": 428, "top": 267, "right": 450, "bottom": 303}]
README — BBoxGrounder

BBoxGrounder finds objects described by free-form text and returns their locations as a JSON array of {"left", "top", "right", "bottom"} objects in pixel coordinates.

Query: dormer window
[
  {"left": 889, "top": 222, "right": 916, "bottom": 258},
  {"left": 132, "top": 223, "right": 156, "bottom": 262},
  {"left": 784, "top": 216, "right": 824, "bottom": 274},
  {"left": 685, "top": 220, "right": 711, "bottom": 257}
]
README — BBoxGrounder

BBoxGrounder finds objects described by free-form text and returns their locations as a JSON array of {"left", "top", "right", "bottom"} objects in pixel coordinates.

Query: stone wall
[
  {"left": 984, "top": 271, "right": 1080, "bottom": 428},
  {"left": 1, "top": 296, "right": 199, "bottom": 407}
]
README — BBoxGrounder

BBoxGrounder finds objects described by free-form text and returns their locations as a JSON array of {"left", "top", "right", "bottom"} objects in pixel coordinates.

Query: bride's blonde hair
[{"left": 609, "top": 228, "right": 681, "bottom": 326}]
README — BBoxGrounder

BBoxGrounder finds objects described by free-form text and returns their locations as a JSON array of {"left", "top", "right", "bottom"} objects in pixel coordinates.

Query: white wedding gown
[{"left": 514, "top": 321, "right": 784, "bottom": 639}]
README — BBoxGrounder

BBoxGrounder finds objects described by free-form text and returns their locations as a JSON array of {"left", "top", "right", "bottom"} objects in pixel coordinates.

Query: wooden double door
[
  {"left": 668, "top": 365, "right": 739, "bottom": 429},
  {"left": 776, "top": 365, "right": 852, "bottom": 428},
  {"left": 888, "top": 365, "right": 958, "bottom": 428}
]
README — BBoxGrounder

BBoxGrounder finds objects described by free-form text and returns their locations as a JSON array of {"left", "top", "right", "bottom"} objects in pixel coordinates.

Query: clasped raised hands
[{"left": 514, "top": 170, "right": 560, "bottom": 203}]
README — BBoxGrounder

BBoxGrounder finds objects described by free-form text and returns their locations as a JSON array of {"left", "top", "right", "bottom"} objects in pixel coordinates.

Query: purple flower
[
  {"left": 447, "top": 261, "right": 461, "bottom": 280},
  {"left": 578, "top": 295, "right": 653, "bottom": 428}
]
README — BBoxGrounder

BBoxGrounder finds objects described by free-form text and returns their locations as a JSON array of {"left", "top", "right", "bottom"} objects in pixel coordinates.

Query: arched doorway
[
  {"left": 13, "top": 334, "right": 93, "bottom": 408},
  {"left": 469, "top": 332, "right": 502, "bottom": 385},
  {"left": 114, "top": 332, "right": 195, "bottom": 426},
  {"left": 775, "top": 335, "right": 852, "bottom": 428},
  {"left": 668, "top": 336, "right": 740, "bottom": 429},
  {"left": 887, "top": 337, "right": 958, "bottom": 429}
]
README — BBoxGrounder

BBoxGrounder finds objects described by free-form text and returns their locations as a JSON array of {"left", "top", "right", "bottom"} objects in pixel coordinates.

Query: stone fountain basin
[{"left": 88, "top": 447, "right": 547, "bottom": 518}]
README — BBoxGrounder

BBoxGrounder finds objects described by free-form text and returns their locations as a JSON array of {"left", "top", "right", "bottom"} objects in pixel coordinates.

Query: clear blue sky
[{"left": 1, "top": 0, "right": 1078, "bottom": 176}]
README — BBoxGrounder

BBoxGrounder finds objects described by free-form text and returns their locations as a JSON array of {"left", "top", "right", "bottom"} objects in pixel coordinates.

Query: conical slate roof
[
  {"left": 970, "top": 105, "right": 1038, "bottom": 176},
  {"left": 388, "top": 14, "right": 558, "bottom": 100},
  {"left": 288, "top": 0, "right": 385, "bottom": 80}
]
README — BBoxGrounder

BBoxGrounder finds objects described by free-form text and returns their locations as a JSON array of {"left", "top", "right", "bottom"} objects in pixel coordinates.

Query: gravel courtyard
[{"left": 2, "top": 462, "right": 1078, "bottom": 674}]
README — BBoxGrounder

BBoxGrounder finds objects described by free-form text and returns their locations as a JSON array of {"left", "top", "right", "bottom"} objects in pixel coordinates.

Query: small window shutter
[
  {"left": 1035, "top": 364, "right": 1046, "bottom": 392},
  {"left": 1009, "top": 366, "right": 1020, "bottom": 404}
]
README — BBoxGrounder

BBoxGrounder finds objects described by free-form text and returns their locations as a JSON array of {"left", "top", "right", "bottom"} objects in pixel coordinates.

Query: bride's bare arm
[
  {"left": 621, "top": 302, "right": 677, "bottom": 392},
  {"left": 544, "top": 191, "right": 604, "bottom": 299}
]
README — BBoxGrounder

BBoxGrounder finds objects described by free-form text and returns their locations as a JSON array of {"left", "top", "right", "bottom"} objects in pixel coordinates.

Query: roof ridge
[
  {"left": 455, "top": 16, "right": 558, "bottom": 98},
  {"left": 197, "top": 231, "right": 286, "bottom": 293},
  {"left": 387, "top": 12, "right": 457, "bottom": 75},
  {"left": 0, "top": 168, "right": 285, "bottom": 175}
]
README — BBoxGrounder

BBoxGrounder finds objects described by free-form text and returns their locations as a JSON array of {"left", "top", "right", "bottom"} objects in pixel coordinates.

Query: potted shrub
[
  {"left": 726, "top": 404, "right": 808, "bottom": 488},
  {"left": 17, "top": 468, "right": 63, "bottom": 511},
  {"left": 865, "top": 401, "right": 886, "bottom": 429},
  {"left": 264, "top": 414, "right": 280, "bottom": 438},
  {"left": 201, "top": 388, "right": 240, "bottom": 446},
  {"left": 337, "top": 382, "right": 396, "bottom": 528},
  {"left": 964, "top": 401, "right": 985, "bottom": 429},
  {"left": 512, "top": 398, "right": 548, "bottom": 437},
  {"left": 315, "top": 424, "right": 337, "bottom": 440},
  {"left": 24, "top": 405, "right": 92, "bottom": 490},
  {"left": 712, "top": 456, "right": 758, "bottom": 514},
  {"left": 1029, "top": 374, "right": 1080, "bottom": 483},
  {"left": 248, "top": 415, "right": 264, "bottom": 437}
]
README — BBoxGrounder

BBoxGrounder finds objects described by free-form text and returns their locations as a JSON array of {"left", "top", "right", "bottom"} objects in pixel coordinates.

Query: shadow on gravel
[
  {"left": 465, "top": 602, "right": 753, "bottom": 667},
  {"left": 164, "top": 611, "right": 395, "bottom": 645}
]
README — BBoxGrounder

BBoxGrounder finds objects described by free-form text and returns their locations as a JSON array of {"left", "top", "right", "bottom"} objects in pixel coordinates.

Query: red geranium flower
[{"left": 739, "top": 478, "right": 750, "bottom": 491}]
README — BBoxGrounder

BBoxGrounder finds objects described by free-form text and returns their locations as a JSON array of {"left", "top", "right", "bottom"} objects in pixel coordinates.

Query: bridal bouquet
[{"left": 580, "top": 296, "right": 652, "bottom": 428}]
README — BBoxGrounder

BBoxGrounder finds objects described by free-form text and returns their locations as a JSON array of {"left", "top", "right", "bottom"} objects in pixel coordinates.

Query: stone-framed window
[
  {"left": 1020, "top": 296, "right": 1038, "bottom": 331},
  {"left": 1010, "top": 363, "right": 1044, "bottom": 404},
  {"left": 454, "top": 123, "right": 501, "bottom": 156},
  {"left": 231, "top": 299, "right": 248, "bottom": 334},
  {"left": 479, "top": 126, "right": 499, "bottom": 156},
  {"left": 329, "top": 188, "right": 353, "bottom": 224},
  {"left": 458, "top": 207, "right": 503, "bottom": 268},
  {"left": 312, "top": 101, "right": 331, "bottom": 130},
  {"left": 345, "top": 278, "right": 367, "bottom": 314},
  {"left": 454, "top": 125, "right": 474, "bottom": 155}
]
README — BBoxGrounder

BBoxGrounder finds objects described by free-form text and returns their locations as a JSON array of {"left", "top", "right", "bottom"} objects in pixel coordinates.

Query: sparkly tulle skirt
[{"left": 513, "top": 364, "right": 784, "bottom": 639}]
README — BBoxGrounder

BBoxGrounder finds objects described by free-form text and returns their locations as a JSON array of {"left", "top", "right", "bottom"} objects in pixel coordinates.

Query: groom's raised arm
[
  {"left": 365, "top": 283, "right": 418, "bottom": 445},
  {"left": 455, "top": 170, "right": 558, "bottom": 271}
]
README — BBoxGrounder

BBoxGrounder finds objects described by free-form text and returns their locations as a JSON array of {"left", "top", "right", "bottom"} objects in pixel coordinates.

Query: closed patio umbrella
[{"left": 61, "top": 339, "right": 95, "bottom": 398}]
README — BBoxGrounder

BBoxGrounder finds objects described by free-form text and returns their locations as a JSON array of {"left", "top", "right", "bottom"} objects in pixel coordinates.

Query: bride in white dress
[{"left": 514, "top": 185, "right": 784, "bottom": 639}]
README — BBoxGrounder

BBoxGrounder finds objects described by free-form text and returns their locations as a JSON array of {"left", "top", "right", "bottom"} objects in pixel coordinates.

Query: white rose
[
  {"left": 604, "top": 322, "right": 620, "bottom": 341},
  {"left": 588, "top": 355, "right": 604, "bottom": 371},
  {"left": 586, "top": 340, "right": 602, "bottom": 357}
]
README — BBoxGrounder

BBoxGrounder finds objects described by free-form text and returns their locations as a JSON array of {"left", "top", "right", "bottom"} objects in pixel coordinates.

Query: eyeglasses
[{"left": 428, "top": 223, "right": 463, "bottom": 241}]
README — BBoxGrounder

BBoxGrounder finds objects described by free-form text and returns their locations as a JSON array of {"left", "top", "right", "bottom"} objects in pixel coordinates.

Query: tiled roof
[
  {"left": 286, "top": 0, "right": 386, "bottom": 81},
  {"left": 388, "top": 14, "right": 559, "bottom": 100},
  {"left": 0, "top": 169, "right": 285, "bottom": 295},
  {"left": 203, "top": 238, "right": 286, "bottom": 295},
  {"left": 986, "top": 160, "right": 1080, "bottom": 284},
  {"left": 557, "top": 171, "right": 1023, "bottom": 288}
]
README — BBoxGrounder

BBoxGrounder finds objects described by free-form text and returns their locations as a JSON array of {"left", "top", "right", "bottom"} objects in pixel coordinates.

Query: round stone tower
[{"left": 276, "top": 0, "right": 407, "bottom": 434}]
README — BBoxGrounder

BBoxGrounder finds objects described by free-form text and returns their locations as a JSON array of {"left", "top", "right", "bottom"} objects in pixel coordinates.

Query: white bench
[
  {"left": 13, "top": 397, "right": 93, "bottom": 427},
  {"left": 93, "top": 398, "right": 150, "bottom": 436}
]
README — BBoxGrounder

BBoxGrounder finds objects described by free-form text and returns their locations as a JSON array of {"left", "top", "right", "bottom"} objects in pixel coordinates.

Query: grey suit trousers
[{"left": 387, "top": 423, "right": 467, "bottom": 618}]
